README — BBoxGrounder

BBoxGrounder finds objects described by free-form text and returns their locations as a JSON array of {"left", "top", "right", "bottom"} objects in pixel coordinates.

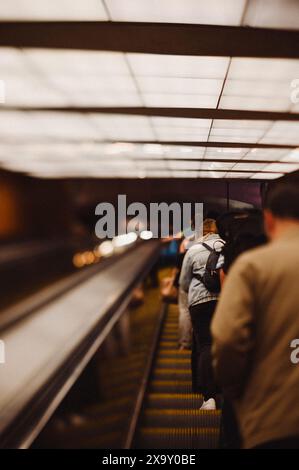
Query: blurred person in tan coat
[{"left": 211, "top": 178, "right": 299, "bottom": 449}]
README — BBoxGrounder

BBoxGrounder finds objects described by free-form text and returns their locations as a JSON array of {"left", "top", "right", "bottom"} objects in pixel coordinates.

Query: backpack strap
[
  {"left": 192, "top": 243, "right": 213, "bottom": 283},
  {"left": 193, "top": 272, "right": 203, "bottom": 283},
  {"left": 201, "top": 242, "right": 213, "bottom": 252}
]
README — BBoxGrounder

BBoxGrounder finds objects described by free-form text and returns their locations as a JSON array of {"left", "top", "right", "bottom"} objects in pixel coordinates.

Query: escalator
[{"left": 134, "top": 304, "right": 221, "bottom": 449}]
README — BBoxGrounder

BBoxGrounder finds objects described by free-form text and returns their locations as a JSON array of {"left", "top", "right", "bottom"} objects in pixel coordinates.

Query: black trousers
[
  {"left": 189, "top": 300, "right": 218, "bottom": 400},
  {"left": 220, "top": 399, "right": 242, "bottom": 449}
]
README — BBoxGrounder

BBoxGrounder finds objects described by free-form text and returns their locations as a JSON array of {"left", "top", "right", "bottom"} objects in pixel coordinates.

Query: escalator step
[
  {"left": 134, "top": 304, "right": 221, "bottom": 449},
  {"left": 157, "top": 349, "right": 191, "bottom": 359},
  {"left": 146, "top": 393, "right": 203, "bottom": 409},
  {"left": 159, "top": 341, "right": 178, "bottom": 349},
  {"left": 160, "top": 335, "right": 178, "bottom": 342},
  {"left": 152, "top": 368, "right": 191, "bottom": 380},
  {"left": 137, "top": 427, "right": 219, "bottom": 449},
  {"left": 155, "top": 358, "right": 190, "bottom": 369},
  {"left": 150, "top": 380, "right": 193, "bottom": 393},
  {"left": 142, "top": 409, "right": 221, "bottom": 428}
]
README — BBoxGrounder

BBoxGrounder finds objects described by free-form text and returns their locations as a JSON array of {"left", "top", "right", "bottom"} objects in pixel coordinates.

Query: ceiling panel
[
  {"left": 232, "top": 162, "right": 268, "bottom": 171},
  {"left": 251, "top": 172, "right": 284, "bottom": 179},
  {"left": 204, "top": 147, "right": 249, "bottom": 159},
  {"left": 0, "top": 48, "right": 140, "bottom": 107},
  {"left": 260, "top": 122, "right": 299, "bottom": 145},
  {"left": 199, "top": 162, "right": 234, "bottom": 171},
  {"left": 0, "top": 0, "right": 108, "bottom": 20},
  {"left": 89, "top": 115, "right": 155, "bottom": 141},
  {"left": 171, "top": 171, "right": 200, "bottom": 178},
  {"left": 142, "top": 93, "right": 219, "bottom": 108},
  {"left": 224, "top": 58, "right": 299, "bottom": 81},
  {"left": 136, "top": 77, "right": 223, "bottom": 95},
  {"left": 106, "top": 0, "right": 246, "bottom": 25},
  {"left": 282, "top": 149, "right": 299, "bottom": 162},
  {"left": 220, "top": 58, "right": 299, "bottom": 112},
  {"left": 225, "top": 172, "right": 255, "bottom": 178},
  {"left": 0, "top": 111, "right": 104, "bottom": 140},
  {"left": 0, "top": 135, "right": 296, "bottom": 179},
  {"left": 197, "top": 171, "right": 227, "bottom": 178},
  {"left": 128, "top": 54, "right": 230, "bottom": 79},
  {"left": 0, "top": 43, "right": 297, "bottom": 180},
  {"left": 219, "top": 96, "right": 291, "bottom": 112},
  {"left": 209, "top": 119, "right": 272, "bottom": 144},
  {"left": 163, "top": 146, "right": 205, "bottom": 159},
  {"left": 26, "top": 49, "right": 131, "bottom": 76},
  {"left": 167, "top": 161, "right": 200, "bottom": 170},
  {"left": 240, "top": 148, "right": 289, "bottom": 161},
  {"left": 263, "top": 162, "right": 299, "bottom": 172},
  {"left": 244, "top": 0, "right": 299, "bottom": 31},
  {"left": 151, "top": 117, "right": 212, "bottom": 128},
  {"left": 0, "top": 49, "right": 230, "bottom": 109}
]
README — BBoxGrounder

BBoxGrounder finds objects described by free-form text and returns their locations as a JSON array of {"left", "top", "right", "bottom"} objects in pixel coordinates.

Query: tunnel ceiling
[{"left": 0, "top": 1, "right": 299, "bottom": 180}]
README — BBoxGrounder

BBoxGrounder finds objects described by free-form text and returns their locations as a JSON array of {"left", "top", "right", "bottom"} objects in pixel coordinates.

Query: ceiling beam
[
  {"left": 0, "top": 21, "right": 299, "bottom": 58},
  {"left": 3, "top": 106, "right": 299, "bottom": 121},
  {"left": 132, "top": 158, "right": 297, "bottom": 165},
  {"left": 146, "top": 169, "right": 284, "bottom": 174},
  {"left": 124, "top": 141, "right": 296, "bottom": 150},
  {"left": 1, "top": 138, "right": 294, "bottom": 150}
]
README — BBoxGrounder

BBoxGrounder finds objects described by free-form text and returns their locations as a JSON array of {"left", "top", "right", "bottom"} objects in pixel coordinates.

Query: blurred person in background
[
  {"left": 180, "top": 219, "right": 223, "bottom": 410},
  {"left": 175, "top": 220, "right": 198, "bottom": 350},
  {"left": 212, "top": 179, "right": 299, "bottom": 448}
]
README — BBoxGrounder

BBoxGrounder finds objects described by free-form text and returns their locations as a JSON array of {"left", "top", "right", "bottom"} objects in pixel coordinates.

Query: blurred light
[
  {"left": 106, "top": 142, "right": 136, "bottom": 154},
  {"left": 140, "top": 230, "right": 153, "bottom": 240},
  {"left": 143, "top": 144, "right": 164, "bottom": 154},
  {"left": 99, "top": 241, "right": 114, "bottom": 257},
  {"left": 83, "top": 251, "right": 95, "bottom": 265},
  {"left": 113, "top": 232, "right": 138, "bottom": 247},
  {"left": 72, "top": 253, "right": 85, "bottom": 268}
]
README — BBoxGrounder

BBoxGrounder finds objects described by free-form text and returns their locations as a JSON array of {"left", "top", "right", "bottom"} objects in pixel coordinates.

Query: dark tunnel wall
[
  {"left": 0, "top": 170, "right": 263, "bottom": 243},
  {"left": 66, "top": 178, "right": 263, "bottom": 231},
  {"left": 0, "top": 170, "right": 75, "bottom": 243}
]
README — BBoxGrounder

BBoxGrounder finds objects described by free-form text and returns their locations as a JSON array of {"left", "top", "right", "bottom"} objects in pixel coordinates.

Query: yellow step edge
[
  {"left": 148, "top": 393, "right": 203, "bottom": 399},
  {"left": 156, "top": 358, "right": 190, "bottom": 364},
  {"left": 153, "top": 369, "right": 191, "bottom": 375},
  {"left": 144, "top": 409, "right": 221, "bottom": 416},
  {"left": 151, "top": 380, "right": 192, "bottom": 386},
  {"left": 140, "top": 427, "right": 219, "bottom": 435}
]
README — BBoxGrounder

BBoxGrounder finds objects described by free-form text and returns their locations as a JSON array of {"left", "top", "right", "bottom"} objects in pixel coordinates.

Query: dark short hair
[{"left": 264, "top": 179, "right": 299, "bottom": 219}]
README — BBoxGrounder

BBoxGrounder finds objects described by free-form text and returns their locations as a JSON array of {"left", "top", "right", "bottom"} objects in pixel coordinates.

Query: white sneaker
[{"left": 200, "top": 398, "right": 216, "bottom": 410}]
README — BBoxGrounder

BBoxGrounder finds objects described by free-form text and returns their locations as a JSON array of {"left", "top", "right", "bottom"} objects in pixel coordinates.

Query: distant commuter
[
  {"left": 176, "top": 225, "right": 197, "bottom": 350},
  {"left": 176, "top": 240, "right": 192, "bottom": 350},
  {"left": 212, "top": 179, "right": 299, "bottom": 448},
  {"left": 180, "top": 219, "right": 223, "bottom": 410}
]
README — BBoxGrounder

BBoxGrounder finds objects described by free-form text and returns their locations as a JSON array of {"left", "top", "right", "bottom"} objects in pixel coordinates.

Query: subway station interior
[{"left": 0, "top": 0, "right": 299, "bottom": 451}]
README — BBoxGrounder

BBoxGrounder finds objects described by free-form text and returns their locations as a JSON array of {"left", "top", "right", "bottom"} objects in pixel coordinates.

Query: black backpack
[{"left": 193, "top": 242, "right": 223, "bottom": 294}]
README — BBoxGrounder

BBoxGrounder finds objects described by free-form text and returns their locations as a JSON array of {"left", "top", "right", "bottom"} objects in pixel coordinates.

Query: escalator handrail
[
  {"left": 0, "top": 241, "right": 160, "bottom": 449},
  {"left": 0, "top": 241, "right": 140, "bottom": 333}
]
